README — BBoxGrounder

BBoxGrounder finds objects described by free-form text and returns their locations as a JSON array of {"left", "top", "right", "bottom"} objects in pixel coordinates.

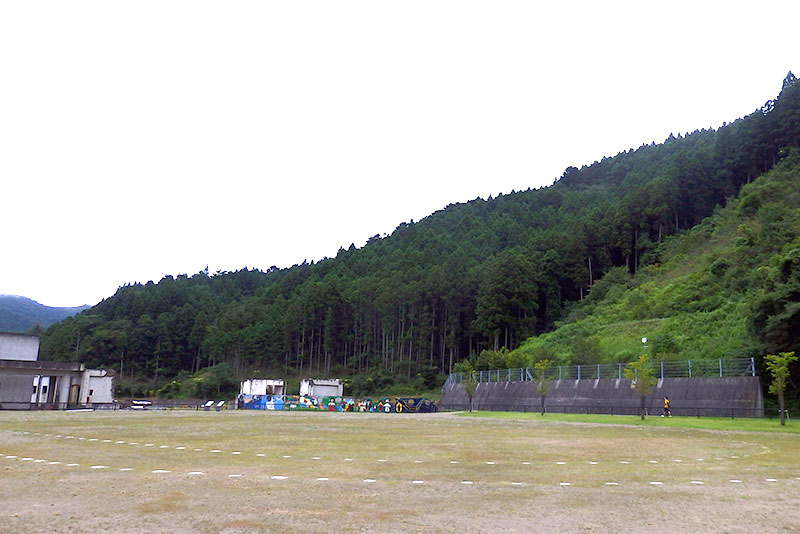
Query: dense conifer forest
[{"left": 40, "top": 73, "right": 800, "bottom": 397}]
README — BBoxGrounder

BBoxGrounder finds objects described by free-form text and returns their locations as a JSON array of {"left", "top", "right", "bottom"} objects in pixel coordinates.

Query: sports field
[{"left": 1, "top": 410, "right": 798, "bottom": 533}]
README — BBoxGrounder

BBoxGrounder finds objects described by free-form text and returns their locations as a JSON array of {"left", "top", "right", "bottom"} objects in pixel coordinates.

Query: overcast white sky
[{"left": 1, "top": 1, "right": 797, "bottom": 308}]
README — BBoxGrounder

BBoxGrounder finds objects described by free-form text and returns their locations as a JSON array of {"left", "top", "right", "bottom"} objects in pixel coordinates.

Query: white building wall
[
  {"left": 0, "top": 333, "right": 40, "bottom": 361},
  {"left": 240, "top": 379, "right": 285, "bottom": 396},
  {"left": 87, "top": 375, "right": 114, "bottom": 404},
  {"left": 299, "top": 379, "right": 343, "bottom": 397}
]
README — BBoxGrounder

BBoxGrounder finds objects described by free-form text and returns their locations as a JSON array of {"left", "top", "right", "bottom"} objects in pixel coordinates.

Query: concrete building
[{"left": 0, "top": 332, "right": 115, "bottom": 410}]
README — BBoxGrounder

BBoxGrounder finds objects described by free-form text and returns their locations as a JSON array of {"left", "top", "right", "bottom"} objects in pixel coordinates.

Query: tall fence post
[
  {"left": 750, "top": 357, "right": 756, "bottom": 377},
  {"left": 661, "top": 361, "right": 664, "bottom": 379},
  {"left": 597, "top": 364, "right": 601, "bottom": 379},
  {"left": 688, "top": 360, "right": 692, "bottom": 378},
  {"left": 719, "top": 358, "right": 723, "bottom": 378}
]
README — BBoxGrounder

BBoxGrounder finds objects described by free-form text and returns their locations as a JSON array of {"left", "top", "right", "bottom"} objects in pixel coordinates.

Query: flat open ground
[{"left": 1, "top": 410, "right": 799, "bottom": 534}]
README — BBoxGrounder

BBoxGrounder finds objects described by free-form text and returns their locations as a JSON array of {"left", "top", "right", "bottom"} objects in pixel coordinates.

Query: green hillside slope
[
  {"left": 513, "top": 152, "right": 800, "bottom": 367},
  {"left": 0, "top": 295, "right": 88, "bottom": 333},
  {"left": 39, "top": 73, "right": 800, "bottom": 395}
]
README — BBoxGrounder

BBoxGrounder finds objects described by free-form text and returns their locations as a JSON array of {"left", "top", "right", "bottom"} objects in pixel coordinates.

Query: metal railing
[{"left": 444, "top": 357, "right": 756, "bottom": 387}]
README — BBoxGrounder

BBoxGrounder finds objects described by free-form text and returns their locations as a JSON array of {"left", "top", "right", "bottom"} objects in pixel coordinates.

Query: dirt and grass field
[{"left": 1, "top": 410, "right": 799, "bottom": 533}]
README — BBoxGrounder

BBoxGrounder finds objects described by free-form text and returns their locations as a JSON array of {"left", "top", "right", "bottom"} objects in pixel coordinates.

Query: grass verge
[{"left": 457, "top": 410, "right": 800, "bottom": 433}]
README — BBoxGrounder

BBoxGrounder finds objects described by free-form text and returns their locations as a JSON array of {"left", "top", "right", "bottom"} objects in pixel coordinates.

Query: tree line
[{"left": 40, "top": 73, "right": 800, "bottom": 389}]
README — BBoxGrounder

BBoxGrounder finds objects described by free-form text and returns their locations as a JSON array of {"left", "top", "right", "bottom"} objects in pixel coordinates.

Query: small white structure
[
  {"left": 81, "top": 369, "right": 114, "bottom": 405},
  {"left": 239, "top": 378, "right": 285, "bottom": 396},
  {"left": 299, "top": 378, "right": 343, "bottom": 397}
]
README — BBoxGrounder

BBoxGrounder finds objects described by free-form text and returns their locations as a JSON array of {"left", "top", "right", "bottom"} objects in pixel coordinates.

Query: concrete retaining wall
[{"left": 439, "top": 376, "right": 764, "bottom": 417}]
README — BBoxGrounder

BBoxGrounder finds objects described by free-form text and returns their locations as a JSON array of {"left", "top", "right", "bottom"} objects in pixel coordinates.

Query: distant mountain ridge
[{"left": 0, "top": 295, "right": 89, "bottom": 333}]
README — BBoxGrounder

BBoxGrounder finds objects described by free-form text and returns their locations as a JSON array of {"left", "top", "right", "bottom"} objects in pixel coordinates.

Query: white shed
[
  {"left": 299, "top": 378, "right": 343, "bottom": 397},
  {"left": 239, "top": 378, "right": 285, "bottom": 396}
]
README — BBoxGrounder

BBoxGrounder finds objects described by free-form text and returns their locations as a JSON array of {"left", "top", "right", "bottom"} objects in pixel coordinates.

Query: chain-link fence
[{"left": 444, "top": 357, "right": 756, "bottom": 388}]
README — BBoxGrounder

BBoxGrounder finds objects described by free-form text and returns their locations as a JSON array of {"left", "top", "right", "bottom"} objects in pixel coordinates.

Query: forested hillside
[
  {"left": 0, "top": 295, "right": 88, "bottom": 333},
  {"left": 40, "top": 73, "right": 800, "bottom": 394},
  {"left": 507, "top": 151, "right": 800, "bottom": 370}
]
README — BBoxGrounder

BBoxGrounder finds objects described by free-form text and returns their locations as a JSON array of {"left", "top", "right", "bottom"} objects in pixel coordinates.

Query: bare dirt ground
[{"left": 1, "top": 410, "right": 798, "bottom": 533}]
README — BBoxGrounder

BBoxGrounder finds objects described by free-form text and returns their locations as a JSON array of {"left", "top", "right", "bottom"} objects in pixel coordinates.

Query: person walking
[{"left": 662, "top": 396, "right": 672, "bottom": 417}]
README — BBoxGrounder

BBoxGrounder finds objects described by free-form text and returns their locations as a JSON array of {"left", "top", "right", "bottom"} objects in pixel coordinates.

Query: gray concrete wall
[
  {"left": 439, "top": 376, "right": 764, "bottom": 417},
  {"left": 0, "top": 333, "right": 40, "bottom": 361},
  {"left": 0, "top": 374, "right": 35, "bottom": 409}
]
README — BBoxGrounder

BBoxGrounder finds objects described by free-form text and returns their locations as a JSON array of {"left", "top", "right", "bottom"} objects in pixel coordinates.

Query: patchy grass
[{"left": 0, "top": 410, "right": 798, "bottom": 533}]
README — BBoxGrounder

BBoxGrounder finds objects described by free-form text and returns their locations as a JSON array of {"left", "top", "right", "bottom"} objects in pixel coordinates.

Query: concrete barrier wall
[{"left": 439, "top": 376, "right": 764, "bottom": 417}]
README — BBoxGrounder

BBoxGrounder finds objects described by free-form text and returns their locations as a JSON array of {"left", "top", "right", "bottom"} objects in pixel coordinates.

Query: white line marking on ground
[
  {"left": 5, "top": 456, "right": 17, "bottom": 459},
  {"left": 363, "top": 479, "right": 376, "bottom": 483},
  {"left": 378, "top": 459, "right": 387, "bottom": 462},
  {"left": 152, "top": 470, "right": 172, "bottom": 474},
  {"left": 194, "top": 449, "right": 203, "bottom": 452},
  {"left": 765, "top": 478, "right": 777, "bottom": 482},
  {"left": 210, "top": 450, "right": 222, "bottom": 453},
  {"left": 344, "top": 458, "right": 353, "bottom": 461},
  {"left": 116, "top": 441, "right": 126, "bottom": 444},
  {"left": 282, "top": 455, "right": 291, "bottom": 458},
  {"left": 649, "top": 481, "right": 663, "bottom": 485},
  {"left": 159, "top": 445, "right": 170, "bottom": 449},
  {"left": 605, "top": 482, "right": 619, "bottom": 486},
  {"left": 129, "top": 442, "right": 139, "bottom": 445},
  {"left": 311, "top": 456, "right": 320, "bottom": 460},
  {"left": 228, "top": 474, "right": 243, "bottom": 478},
  {"left": 316, "top": 477, "right": 329, "bottom": 482},
  {"left": 21, "top": 458, "right": 33, "bottom": 461},
  {"left": 589, "top": 461, "right": 598, "bottom": 465},
  {"left": 731, "top": 456, "right": 739, "bottom": 459},
  {"left": 414, "top": 460, "right": 422, "bottom": 463},
  {"left": 48, "top": 461, "right": 61, "bottom": 465},
  {"left": 101, "top": 440, "right": 111, "bottom": 443},
  {"left": 412, "top": 480, "right": 424, "bottom": 484},
  {"left": 620, "top": 461, "right": 629, "bottom": 464},
  {"left": 673, "top": 459, "right": 683, "bottom": 462},
  {"left": 232, "top": 452, "right": 241, "bottom": 455},
  {"left": 461, "top": 481, "right": 473, "bottom": 485},
  {"left": 486, "top": 461, "right": 495, "bottom": 465},
  {"left": 649, "top": 460, "right": 659, "bottom": 464},
  {"left": 256, "top": 453, "right": 266, "bottom": 457},
  {"left": 120, "top": 468, "right": 134, "bottom": 471},
  {"left": 271, "top": 475, "right": 288, "bottom": 480},
  {"left": 188, "top": 472, "right": 205, "bottom": 476},
  {"left": 450, "top": 461, "right": 459, "bottom": 464},
  {"left": 65, "top": 436, "right": 75, "bottom": 439},
  {"left": 691, "top": 481, "right": 704, "bottom": 485},
  {"left": 729, "top": 479, "right": 742, "bottom": 483},
  {"left": 34, "top": 459, "right": 46, "bottom": 463},
  {"left": 511, "top": 482, "right": 523, "bottom": 486},
  {"left": 66, "top": 463, "right": 79, "bottom": 467},
  {"left": 556, "top": 462, "right": 566, "bottom": 465},
  {"left": 78, "top": 438, "right": 85, "bottom": 441},
  {"left": 176, "top": 447, "right": 185, "bottom": 450},
  {"left": 522, "top": 462, "right": 531, "bottom": 465},
  {"left": 559, "top": 482, "right": 571, "bottom": 486},
  {"left": 144, "top": 444, "right": 154, "bottom": 447},
  {"left": 696, "top": 458, "right": 704, "bottom": 461},
  {"left": 715, "top": 457, "right": 724, "bottom": 460},
  {"left": 88, "top": 438, "right": 98, "bottom": 442}
]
